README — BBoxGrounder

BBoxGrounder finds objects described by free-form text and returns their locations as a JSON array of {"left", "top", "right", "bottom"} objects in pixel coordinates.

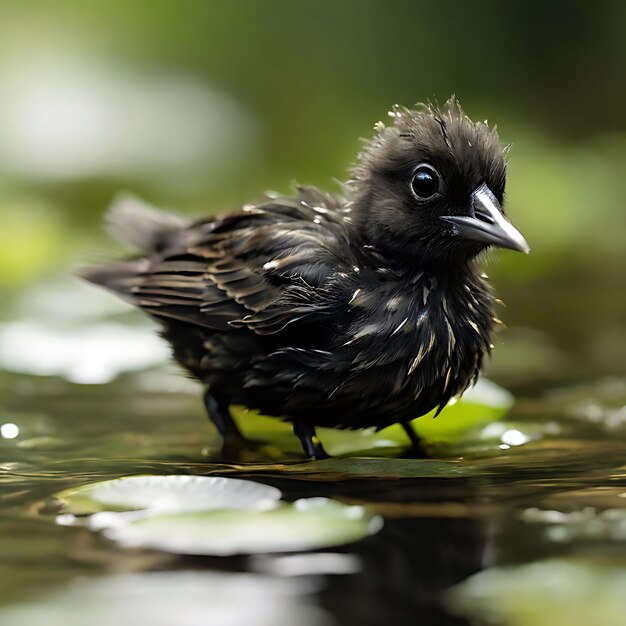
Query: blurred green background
[{"left": 0, "top": 0, "right": 624, "bottom": 379}]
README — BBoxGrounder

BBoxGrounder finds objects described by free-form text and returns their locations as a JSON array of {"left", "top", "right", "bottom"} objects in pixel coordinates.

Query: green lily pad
[
  {"left": 103, "top": 498, "right": 382, "bottom": 556},
  {"left": 448, "top": 558, "right": 626, "bottom": 626},
  {"left": 55, "top": 475, "right": 282, "bottom": 516},
  {"left": 53, "top": 475, "right": 382, "bottom": 555},
  {"left": 231, "top": 378, "right": 514, "bottom": 455},
  {"left": 412, "top": 378, "right": 514, "bottom": 439}
]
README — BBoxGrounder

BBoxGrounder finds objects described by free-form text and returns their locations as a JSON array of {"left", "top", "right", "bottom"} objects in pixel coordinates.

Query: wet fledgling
[{"left": 82, "top": 99, "right": 529, "bottom": 459}]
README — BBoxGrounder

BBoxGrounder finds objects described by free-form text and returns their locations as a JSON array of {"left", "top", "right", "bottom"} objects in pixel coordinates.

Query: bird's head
[{"left": 350, "top": 98, "right": 529, "bottom": 266}]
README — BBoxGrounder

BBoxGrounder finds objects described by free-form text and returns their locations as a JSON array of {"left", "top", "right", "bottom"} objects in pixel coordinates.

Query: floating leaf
[
  {"left": 231, "top": 378, "right": 514, "bottom": 455},
  {"left": 53, "top": 476, "right": 381, "bottom": 555},
  {"left": 55, "top": 475, "right": 281, "bottom": 516},
  {"left": 411, "top": 377, "right": 514, "bottom": 440},
  {"left": 103, "top": 498, "right": 382, "bottom": 556},
  {"left": 448, "top": 558, "right": 626, "bottom": 626}
]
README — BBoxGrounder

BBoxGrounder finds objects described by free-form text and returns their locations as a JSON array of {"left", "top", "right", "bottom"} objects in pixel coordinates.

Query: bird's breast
[
  {"left": 328, "top": 274, "right": 495, "bottom": 423},
  {"left": 237, "top": 271, "right": 496, "bottom": 429}
]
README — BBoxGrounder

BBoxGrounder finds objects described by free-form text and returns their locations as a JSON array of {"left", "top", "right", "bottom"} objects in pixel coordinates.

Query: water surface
[{"left": 1, "top": 279, "right": 625, "bottom": 626}]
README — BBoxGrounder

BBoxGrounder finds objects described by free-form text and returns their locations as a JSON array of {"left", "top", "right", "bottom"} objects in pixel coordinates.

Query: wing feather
[{"left": 85, "top": 187, "right": 353, "bottom": 335}]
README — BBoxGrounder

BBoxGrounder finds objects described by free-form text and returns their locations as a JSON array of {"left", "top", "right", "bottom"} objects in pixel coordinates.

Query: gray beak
[{"left": 441, "top": 184, "right": 530, "bottom": 254}]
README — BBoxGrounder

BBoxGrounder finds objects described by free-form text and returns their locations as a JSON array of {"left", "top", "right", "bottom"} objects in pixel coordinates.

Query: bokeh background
[{"left": 0, "top": 0, "right": 624, "bottom": 387}]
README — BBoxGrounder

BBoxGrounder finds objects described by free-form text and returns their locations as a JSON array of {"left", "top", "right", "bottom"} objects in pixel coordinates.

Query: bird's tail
[
  {"left": 79, "top": 194, "right": 189, "bottom": 298},
  {"left": 78, "top": 258, "right": 149, "bottom": 299},
  {"left": 104, "top": 193, "right": 188, "bottom": 253}
]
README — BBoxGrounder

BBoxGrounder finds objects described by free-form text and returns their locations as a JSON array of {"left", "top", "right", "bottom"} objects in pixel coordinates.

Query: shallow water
[{"left": 1, "top": 279, "right": 625, "bottom": 626}]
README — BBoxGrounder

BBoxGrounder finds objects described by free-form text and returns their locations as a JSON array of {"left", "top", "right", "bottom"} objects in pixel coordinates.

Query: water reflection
[
  {"left": 315, "top": 517, "right": 487, "bottom": 626},
  {"left": 0, "top": 570, "right": 328, "bottom": 626}
]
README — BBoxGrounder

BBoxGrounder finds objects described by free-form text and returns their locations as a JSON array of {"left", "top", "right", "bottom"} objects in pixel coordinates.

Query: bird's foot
[
  {"left": 204, "top": 391, "right": 260, "bottom": 461},
  {"left": 204, "top": 391, "right": 244, "bottom": 439},
  {"left": 401, "top": 422, "right": 428, "bottom": 458},
  {"left": 217, "top": 435, "right": 271, "bottom": 463},
  {"left": 293, "top": 420, "right": 330, "bottom": 460}
]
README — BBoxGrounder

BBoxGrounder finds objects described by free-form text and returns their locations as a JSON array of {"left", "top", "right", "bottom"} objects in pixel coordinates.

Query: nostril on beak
[{"left": 472, "top": 199, "right": 496, "bottom": 225}]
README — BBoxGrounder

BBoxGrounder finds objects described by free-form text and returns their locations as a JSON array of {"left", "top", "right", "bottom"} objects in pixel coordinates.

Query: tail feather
[
  {"left": 78, "top": 258, "right": 149, "bottom": 299},
  {"left": 106, "top": 193, "right": 188, "bottom": 253},
  {"left": 79, "top": 194, "right": 190, "bottom": 298}
]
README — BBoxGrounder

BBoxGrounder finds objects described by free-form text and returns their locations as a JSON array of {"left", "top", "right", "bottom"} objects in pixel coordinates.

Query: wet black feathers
[{"left": 82, "top": 99, "right": 507, "bottom": 437}]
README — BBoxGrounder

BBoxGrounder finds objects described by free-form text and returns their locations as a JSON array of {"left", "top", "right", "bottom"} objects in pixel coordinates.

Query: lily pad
[
  {"left": 53, "top": 475, "right": 382, "bottom": 555},
  {"left": 103, "top": 498, "right": 382, "bottom": 556},
  {"left": 412, "top": 378, "right": 514, "bottom": 439},
  {"left": 231, "top": 378, "right": 514, "bottom": 455},
  {"left": 55, "top": 475, "right": 282, "bottom": 516},
  {"left": 448, "top": 558, "right": 626, "bottom": 626}
]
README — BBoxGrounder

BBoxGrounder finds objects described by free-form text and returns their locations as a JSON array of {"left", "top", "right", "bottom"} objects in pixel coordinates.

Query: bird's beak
[{"left": 441, "top": 184, "right": 530, "bottom": 254}]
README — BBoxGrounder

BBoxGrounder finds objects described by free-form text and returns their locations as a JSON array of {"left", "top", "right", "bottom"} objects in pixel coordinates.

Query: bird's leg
[
  {"left": 293, "top": 420, "right": 329, "bottom": 460},
  {"left": 402, "top": 422, "right": 427, "bottom": 457},
  {"left": 203, "top": 391, "right": 245, "bottom": 446}
]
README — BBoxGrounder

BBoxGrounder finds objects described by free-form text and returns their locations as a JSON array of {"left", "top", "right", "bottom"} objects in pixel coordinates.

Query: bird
[{"left": 81, "top": 98, "right": 529, "bottom": 460}]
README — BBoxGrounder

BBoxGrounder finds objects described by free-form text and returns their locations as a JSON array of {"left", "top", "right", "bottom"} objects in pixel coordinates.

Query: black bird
[{"left": 82, "top": 99, "right": 529, "bottom": 459}]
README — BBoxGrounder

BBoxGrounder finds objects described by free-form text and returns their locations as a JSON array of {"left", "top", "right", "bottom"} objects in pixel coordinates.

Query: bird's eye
[{"left": 410, "top": 164, "right": 440, "bottom": 199}]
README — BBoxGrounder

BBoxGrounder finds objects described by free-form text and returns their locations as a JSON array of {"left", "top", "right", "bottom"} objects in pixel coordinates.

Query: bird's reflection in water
[{"left": 310, "top": 516, "right": 484, "bottom": 626}]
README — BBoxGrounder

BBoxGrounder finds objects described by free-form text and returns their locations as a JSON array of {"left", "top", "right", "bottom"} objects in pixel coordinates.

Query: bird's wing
[{"left": 86, "top": 187, "right": 354, "bottom": 334}]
